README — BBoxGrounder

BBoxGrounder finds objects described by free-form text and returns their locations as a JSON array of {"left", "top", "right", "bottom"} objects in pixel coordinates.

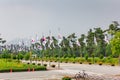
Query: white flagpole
[
  {"left": 58, "top": 27, "right": 60, "bottom": 69},
  {"left": 49, "top": 30, "right": 51, "bottom": 67}
]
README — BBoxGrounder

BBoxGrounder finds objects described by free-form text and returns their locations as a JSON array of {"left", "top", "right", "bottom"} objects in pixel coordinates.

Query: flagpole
[
  {"left": 41, "top": 32, "right": 45, "bottom": 66},
  {"left": 58, "top": 28, "right": 60, "bottom": 69},
  {"left": 49, "top": 30, "right": 51, "bottom": 67}
]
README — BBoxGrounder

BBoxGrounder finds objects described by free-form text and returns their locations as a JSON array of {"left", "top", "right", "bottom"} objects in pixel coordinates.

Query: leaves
[{"left": 110, "top": 31, "right": 120, "bottom": 54}]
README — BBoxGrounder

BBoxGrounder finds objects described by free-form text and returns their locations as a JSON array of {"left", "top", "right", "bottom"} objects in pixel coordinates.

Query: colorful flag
[
  {"left": 76, "top": 39, "right": 80, "bottom": 46},
  {"left": 31, "top": 38, "right": 35, "bottom": 43},
  {"left": 104, "top": 34, "right": 109, "bottom": 43},
  {"left": 69, "top": 40, "right": 73, "bottom": 48},
  {"left": 58, "top": 33, "right": 62, "bottom": 47},
  {"left": 41, "top": 36, "right": 46, "bottom": 47}
]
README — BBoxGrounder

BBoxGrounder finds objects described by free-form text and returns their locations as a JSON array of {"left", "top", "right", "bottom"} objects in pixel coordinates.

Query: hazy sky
[{"left": 0, "top": 0, "right": 120, "bottom": 42}]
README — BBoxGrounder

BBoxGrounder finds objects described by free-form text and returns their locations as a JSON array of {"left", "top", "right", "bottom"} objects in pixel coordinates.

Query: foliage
[
  {"left": 62, "top": 76, "right": 71, "bottom": 80},
  {"left": 1, "top": 22, "right": 120, "bottom": 66},
  {"left": 24, "top": 52, "right": 30, "bottom": 60},
  {"left": 50, "top": 64, "right": 56, "bottom": 68},
  {"left": 110, "top": 31, "right": 120, "bottom": 55},
  {"left": 85, "top": 54, "right": 88, "bottom": 61}
]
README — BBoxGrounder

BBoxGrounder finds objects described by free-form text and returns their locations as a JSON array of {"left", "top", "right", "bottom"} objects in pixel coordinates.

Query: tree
[
  {"left": 24, "top": 52, "right": 30, "bottom": 60},
  {"left": 110, "top": 31, "right": 120, "bottom": 65},
  {"left": 94, "top": 28, "right": 106, "bottom": 57},
  {"left": 68, "top": 33, "right": 79, "bottom": 57},
  {"left": 86, "top": 29, "right": 95, "bottom": 57},
  {"left": 78, "top": 34, "right": 86, "bottom": 57},
  {"left": 105, "top": 44, "right": 112, "bottom": 57},
  {"left": 17, "top": 53, "right": 24, "bottom": 60}
]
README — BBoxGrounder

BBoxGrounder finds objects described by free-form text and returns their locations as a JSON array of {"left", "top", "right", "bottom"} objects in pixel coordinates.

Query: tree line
[{"left": 0, "top": 21, "right": 120, "bottom": 61}]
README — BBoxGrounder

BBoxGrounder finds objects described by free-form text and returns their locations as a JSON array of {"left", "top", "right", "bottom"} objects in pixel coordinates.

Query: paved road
[
  {"left": 0, "top": 61, "right": 120, "bottom": 80},
  {"left": 0, "top": 70, "right": 63, "bottom": 80}
]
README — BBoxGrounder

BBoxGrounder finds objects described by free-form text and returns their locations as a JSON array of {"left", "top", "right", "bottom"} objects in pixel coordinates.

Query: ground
[{"left": 0, "top": 61, "right": 120, "bottom": 80}]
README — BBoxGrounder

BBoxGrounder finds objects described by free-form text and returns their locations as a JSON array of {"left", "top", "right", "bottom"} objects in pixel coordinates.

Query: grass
[
  {"left": 0, "top": 59, "right": 46, "bottom": 72},
  {"left": 39, "top": 57, "right": 119, "bottom": 66}
]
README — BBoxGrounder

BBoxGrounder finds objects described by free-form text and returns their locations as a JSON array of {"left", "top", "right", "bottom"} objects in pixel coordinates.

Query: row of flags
[
  {"left": 31, "top": 34, "right": 63, "bottom": 50},
  {"left": 0, "top": 33, "right": 110, "bottom": 52},
  {"left": 30, "top": 33, "right": 81, "bottom": 50},
  {"left": 30, "top": 33, "right": 110, "bottom": 50}
]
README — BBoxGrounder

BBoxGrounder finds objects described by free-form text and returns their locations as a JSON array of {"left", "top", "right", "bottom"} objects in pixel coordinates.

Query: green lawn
[{"left": 0, "top": 59, "right": 46, "bottom": 72}]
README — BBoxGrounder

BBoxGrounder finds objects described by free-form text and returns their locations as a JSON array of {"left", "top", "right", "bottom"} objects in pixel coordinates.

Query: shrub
[
  {"left": 62, "top": 76, "right": 71, "bottom": 80},
  {"left": 72, "top": 61, "right": 75, "bottom": 64},
  {"left": 43, "top": 64, "right": 47, "bottom": 67},
  {"left": 85, "top": 54, "right": 88, "bottom": 61},
  {"left": 111, "top": 64, "right": 115, "bottom": 66},
  {"left": 7, "top": 59, "right": 12, "bottom": 62},
  {"left": 99, "top": 62, "right": 102, "bottom": 65},
  {"left": 87, "top": 58, "right": 92, "bottom": 63},
  {"left": 37, "top": 63, "right": 41, "bottom": 66},
  {"left": 27, "top": 62, "right": 30, "bottom": 65},
  {"left": 51, "top": 64, "right": 56, "bottom": 68},
  {"left": 89, "top": 62, "right": 92, "bottom": 65},
  {"left": 32, "top": 63, "right": 36, "bottom": 65},
  {"left": 0, "top": 64, "right": 46, "bottom": 72},
  {"left": 80, "top": 62, "right": 82, "bottom": 64},
  {"left": 79, "top": 58, "right": 85, "bottom": 63},
  {"left": 99, "top": 54, "right": 104, "bottom": 59},
  {"left": 24, "top": 53, "right": 30, "bottom": 60},
  {"left": 54, "top": 60, "right": 57, "bottom": 62},
  {"left": 65, "top": 61, "right": 68, "bottom": 63}
]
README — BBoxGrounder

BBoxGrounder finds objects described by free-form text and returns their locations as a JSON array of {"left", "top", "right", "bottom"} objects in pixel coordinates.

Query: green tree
[
  {"left": 94, "top": 28, "right": 106, "bottom": 57},
  {"left": 86, "top": 29, "right": 95, "bottom": 57},
  {"left": 105, "top": 44, "right": 112, "bottom": 57},
  {"left": 24, "top": 52, "right": 30, "bottom": 60},
  {"left": 78, "top": 34, "right": 86, "bottom": 57},
  {"left": 17, "top": 53, "right": 24, "bottom": 60},
  {"left": 68, "top": 33, "right": 79, "bottom": 57},
  {"left": 110, "top": 31, "right": 120, "bottom": 65}
]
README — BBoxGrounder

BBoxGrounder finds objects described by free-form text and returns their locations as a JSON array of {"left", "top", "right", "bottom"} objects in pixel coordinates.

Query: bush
[
  {"left": 32, "top": 63, "right": 36, "bottom": 65},
  {"left": 87, "top": 58, "right": 92, "bottom": 63},
  {"left": 89, "top": 62, "right": 92, "bottom": 65},
  {"left": 27, "top": 62, "right": 30, "bottom": 65},
  {"left": 0, "top": 59, "right": 46, "bottom": 73},
  {"left": 80, "top": 62, "right": 82, "bottom": 64},
  {"left": 24, "top": 53, "right": 30, "bottom": 60},
  {"left": 85, "top": 54, "right": 88, "bottom": 61},
  {"left": 72, "top": 61, "right": 75, "bottom": 64},
  {"left": 62, "top": 76, "right": 71, "bottom": 80},
  {"left": 43, "top": 64, "right": 47, "bottom": 67},
  {"left": 99, "top": 54, "right": 104, "bottom": 59},
  {"left": 111, "top": 64, "right": 115, "bottom": 66},
  {"left": 37, "top": 63, "right": 41, "bottom": 66},
  {"left": 0, "top": 65, "right": 46, "bottom": 73},
  {"left": 51, "top": 64, "right": 56, "bottom": 68},
  {"left": 99, "top": 62, "right": 102, "bottom": 65}
]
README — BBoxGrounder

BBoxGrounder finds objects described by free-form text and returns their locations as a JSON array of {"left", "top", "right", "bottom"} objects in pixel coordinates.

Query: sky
[{"left": 0, "top": 0, "right": 120, "bottom": 42}]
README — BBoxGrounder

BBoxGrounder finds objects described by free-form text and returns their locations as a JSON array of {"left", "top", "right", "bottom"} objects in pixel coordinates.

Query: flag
[
  {"left": 58, "top": 33, "right": 63, "bottom": 39},
  {"left": 104, "top": 34, "right": 109, "bottom": 43},
  {"left": 76, "top": 39, "right": 80, "bottom": 46},
  {"left": 31, "top": 38, "right": 35, "bottom": 44},
  {"left": 58, "top": 33, "right": 62, "bottom": 47},
  {"left": 36, "top": 35, "right": 40, "bottom": 43},
  {"left": 69, "top": 40, "right": 73, "bottom": 48},
  {"left": 38, "top": 45, "right": 42, "bottom": 50},
  {"left": 41, "top": 36, "right": 46, "bottom": 47}
]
